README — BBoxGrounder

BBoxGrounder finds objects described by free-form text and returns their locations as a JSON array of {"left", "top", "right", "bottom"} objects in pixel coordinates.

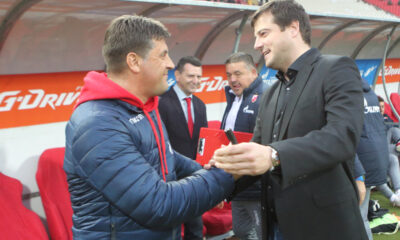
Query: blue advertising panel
[
  {"left": 259, "top": 65, "right": 278, "bottom": 87},
  {"left": 259, "top": 59, "right": 381, "bottom": 87},
  {"left": 167, "top": 69, "right": 176, "bottom": 90},
  {"left": 355, "top": 59, "right": 381, "bottom": 85}
]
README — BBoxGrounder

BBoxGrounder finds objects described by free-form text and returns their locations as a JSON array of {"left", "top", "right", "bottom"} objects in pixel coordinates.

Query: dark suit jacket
[
  {"left": 159, "top": 87, "right": 208, "bottom": 160},
  {"left": 235, "top": 49, "right": 368, "bottom": 240}
]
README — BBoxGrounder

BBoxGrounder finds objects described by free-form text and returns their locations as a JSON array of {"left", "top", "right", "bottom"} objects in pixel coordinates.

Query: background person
[
  {"left": 158, "top": 56, "right": 208, "bottom": 240},
  {"left": 355, "top": 79, "right": 390, "bottom": 240},
  {"left": 221, "top": 52, "right": 267, "bottom": 240},
  {"left": 376, "top": 96, "right": 400, "bottom": 207}
]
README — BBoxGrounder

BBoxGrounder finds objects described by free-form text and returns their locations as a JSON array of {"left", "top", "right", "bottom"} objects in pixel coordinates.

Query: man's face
[
  {"left": 379, "top": 101, "right": 385, "bottom": 115},
  {"left": 225, "top": 61, "right": 257, "bottom": 96},
  {"left": 253, "top": 12, "right": 292, "bottom": 72},
  {"left": 175, "top": 63, "right": 202, "bottom": 96},
  {"left": 141, "top": 39, "right": 174, "bottom": 97}
]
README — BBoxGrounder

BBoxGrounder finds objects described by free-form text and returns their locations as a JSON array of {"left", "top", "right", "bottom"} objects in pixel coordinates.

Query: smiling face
[
  {"left": 175, "top": 63, "right": 202, "bottom": 96},
  {"left": 226, "top": 61, "right": 257, "bottom": 97},
  {"left": 140, "top": 39, "right": 175, "bottom": 97},
  {"left": 253, "top": 12, "right": 293, "bottom": 72}
]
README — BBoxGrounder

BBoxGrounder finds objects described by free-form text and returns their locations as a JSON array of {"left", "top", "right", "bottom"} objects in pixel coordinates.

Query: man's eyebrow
[{"left": 256, "top": 28, "right": 269, "bottom": 35}]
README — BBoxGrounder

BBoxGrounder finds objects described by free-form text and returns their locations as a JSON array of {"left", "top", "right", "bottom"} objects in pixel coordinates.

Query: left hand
[{"left": 215, "top": 201, "right": 224, "bottom": 209}]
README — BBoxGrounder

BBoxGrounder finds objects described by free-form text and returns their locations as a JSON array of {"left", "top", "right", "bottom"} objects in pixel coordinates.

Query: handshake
[{"left": 204, "top": 141, "right": 275, "bottom": 180}]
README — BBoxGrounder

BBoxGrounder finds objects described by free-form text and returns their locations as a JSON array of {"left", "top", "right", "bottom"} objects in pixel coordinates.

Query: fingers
[
  {"left": 214, "top": 143, "right": 247, "bottom": 157},
  {"left": 212, "top": 143, "right": 272, "bottom": 176},
  {"left": 215, "top": 201, "right": 224, "bottom": 209},
  {"left": 215, "top": 161, "right": 258, "bottom": 176},
  {"left": 203, "top": 163, "right": 212, "bottom": 170}
]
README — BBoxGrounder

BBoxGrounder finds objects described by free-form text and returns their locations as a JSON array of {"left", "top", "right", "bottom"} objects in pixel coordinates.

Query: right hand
[{"left": 212, "top": 142, "right": 273, "bottom": 176}]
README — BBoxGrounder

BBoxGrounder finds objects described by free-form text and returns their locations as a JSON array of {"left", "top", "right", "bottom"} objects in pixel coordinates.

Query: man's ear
[
  {"left": 251, "top": 67, "right": 258, "bottom": 77},
  {"left": 174, "top": 70, "right": 180, "bottom": 83},
  {"left": 126, "top": 52, "right": 141, "bottom": 73},
  {"left": 288, "top": 20, "right": 300, "bottom": 38}
]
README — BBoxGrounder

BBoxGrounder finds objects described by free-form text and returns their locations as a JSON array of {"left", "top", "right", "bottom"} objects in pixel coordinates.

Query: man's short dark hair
[
  {"left": 377, "top": 96, "right": 385, "bottom": 103},
  {"left": 175, "top": 56, "right": 202, "bottom": 73},
  {"left": 251, "top": 0, "right": 311, "bottom": 46},
  {"left": 102, "top": 15, "right": 170, "bottom": 74},
  {"left": 225, "top": 52, "right": 256, "bottom": 71}
]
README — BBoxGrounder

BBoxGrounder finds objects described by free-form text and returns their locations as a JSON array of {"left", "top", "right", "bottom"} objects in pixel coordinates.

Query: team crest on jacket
[{"left": 251, "top": 94, "right": 258, "bottom": 103}]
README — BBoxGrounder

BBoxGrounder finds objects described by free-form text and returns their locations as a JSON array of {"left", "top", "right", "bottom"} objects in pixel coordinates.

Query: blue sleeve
[
  {"left": 173, "top": 151, "right": 202, "bottom": 179},
  {"left": 353, "top": 154, "right": 365, "bottom": 178},
  {"left": 72, "top": 115, "right": 235, "bottom": 229}
]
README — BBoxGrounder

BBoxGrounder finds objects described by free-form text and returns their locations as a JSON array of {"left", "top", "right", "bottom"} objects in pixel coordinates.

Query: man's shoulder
[
  {"left": 317, "top": 54, "right": 355, "bottom": 67},
  {"left": 192, "top": 94, "right": 206, "bottom": 106},
  {"left": 159, "top": 88, "right": 176, "bottom": 105},
  {"left": 70, "top": 101, "right": 131, "bottom": 135},
  {"left": 160, "top": 88, "right": 176, "bottom": 98}
]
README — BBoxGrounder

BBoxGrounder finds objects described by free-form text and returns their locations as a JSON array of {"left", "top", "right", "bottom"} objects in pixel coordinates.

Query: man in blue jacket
[
  {"left": 355, "top": 79, "right": 389, "bottom": 240},
  {"left": 221, "top": 52, "right": 267, "bottom": 240},
  {"left": 63, "top": 15, "right": 235, "bottom": 240}
]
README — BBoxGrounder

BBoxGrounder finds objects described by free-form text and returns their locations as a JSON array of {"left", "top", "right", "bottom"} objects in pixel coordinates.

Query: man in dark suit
[
  {"left": 211, "top": 1, "right": 368, "bottom": 240},
  {"left": 159, "top": 56, "right": 207, "bottom": 239}
]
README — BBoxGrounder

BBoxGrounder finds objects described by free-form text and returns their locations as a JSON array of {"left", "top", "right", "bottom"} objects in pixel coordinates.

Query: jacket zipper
[{"left": 111, "top": 223, "right": 116, "bottom": 240}]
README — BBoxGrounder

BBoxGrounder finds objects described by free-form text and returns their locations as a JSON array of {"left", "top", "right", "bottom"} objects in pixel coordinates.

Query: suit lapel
[
  {"left": 263, "top": 83, "right": 281, "bottom": 143},
  {"left": 192, "top": 97, "right": 202, "bottom": 139},
  {"left": 278, "top": 56, "right": 318, "bottom": 140},
  {"left": 170, "top": 90, "right": 191, "bottom": 136}
]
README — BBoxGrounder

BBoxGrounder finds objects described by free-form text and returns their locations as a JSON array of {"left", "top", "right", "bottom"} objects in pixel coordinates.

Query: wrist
[{"left": 270, "top": 147, "right": 280, "bottom": 170}]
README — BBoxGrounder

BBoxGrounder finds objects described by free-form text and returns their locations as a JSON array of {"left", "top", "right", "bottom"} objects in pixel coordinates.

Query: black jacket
[
  {"left": 159, "top": 87, "right": 208, "bottom": 160},
  {"left": 234, "top": 49, "right": 368, "bottom": 240}
]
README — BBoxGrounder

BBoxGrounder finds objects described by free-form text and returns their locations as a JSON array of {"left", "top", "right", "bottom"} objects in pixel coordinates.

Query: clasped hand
[{"left": 206, "top": 142, "right": 273, "bottom": 178}]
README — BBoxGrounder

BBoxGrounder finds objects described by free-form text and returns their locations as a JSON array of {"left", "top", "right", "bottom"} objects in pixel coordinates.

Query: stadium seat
[
  {"left": 0, "top": 172, "right": 49, "bottom": 240},
  {"left": 389, "top": 93, "right": 400, "bottom": 122},
  {"left": 384, "top": 101, "right": 397, "bottom": 122},
  {"left": 36, "top": 147, "right": 73, "bottom": 240},
  {"left": 203, "top": 202, "right": 234, "bottom": 239}
]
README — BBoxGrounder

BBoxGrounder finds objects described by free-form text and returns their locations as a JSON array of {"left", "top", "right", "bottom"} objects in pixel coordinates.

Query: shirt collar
[
  {"left": 173, "top": 84, "right": 192, "bottom": 101},
  {"left": 276, "top": 48, "right": 316, "bottom": 84}
]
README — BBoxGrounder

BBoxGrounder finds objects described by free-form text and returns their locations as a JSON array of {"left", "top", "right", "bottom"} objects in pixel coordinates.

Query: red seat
[
  {"left": 0, "top": 172, "right": 49, "bottom": 240},
  {"left": 36, "top": 147, "right": 73, "bottom": 240},
  {"left": 208, "top": 120, "right": 221, "bottom": 129},
  {"left": 389, "top": 93, "right": 400, "bottom": 122},
  {"left": 203, "top": 202, "right": 233, "bottom": 236},
  {"left": 384, "top": 101, "right": 397, "bottom": 122}
]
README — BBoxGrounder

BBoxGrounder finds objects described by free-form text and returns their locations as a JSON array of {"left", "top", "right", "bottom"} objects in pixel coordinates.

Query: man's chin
[{"left": 157, "top": 84, "right": 169, "bottom": 96}]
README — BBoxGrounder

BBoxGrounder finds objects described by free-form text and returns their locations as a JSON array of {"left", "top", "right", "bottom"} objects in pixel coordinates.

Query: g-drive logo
[{"left": 0, "top": 88, "right": 80, "bottom": 112}]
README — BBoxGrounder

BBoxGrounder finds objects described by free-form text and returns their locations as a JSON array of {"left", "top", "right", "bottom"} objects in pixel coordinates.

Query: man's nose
[
  {"left": 166, "top": 55, "right": 175, "bottom": 70},
  {"left": 254, "top": 37, "right": 262, "bottom": 51},
  {"left": 194, "top": 76, "right": 201, "bottom": 87}
]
